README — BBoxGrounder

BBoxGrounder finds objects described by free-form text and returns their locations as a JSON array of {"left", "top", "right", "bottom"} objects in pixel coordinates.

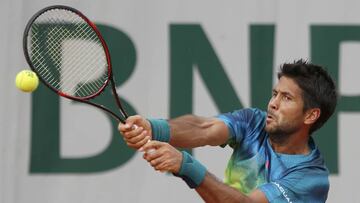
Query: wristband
[
  {"left": 174, "top": 151, "right": 207, "bottom": 188},
  {"left": 147, "top": 119, "right": 170, "bottom": 142}
]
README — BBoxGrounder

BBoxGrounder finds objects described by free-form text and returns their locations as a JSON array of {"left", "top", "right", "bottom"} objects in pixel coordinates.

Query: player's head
[{"left": 276, "top": 59, "right": 337, "bottom": 134}]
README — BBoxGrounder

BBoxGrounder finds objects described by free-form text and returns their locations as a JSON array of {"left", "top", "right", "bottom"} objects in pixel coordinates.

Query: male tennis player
[{"left": 119, "top": 59, "right": 337, "bottom": 203}]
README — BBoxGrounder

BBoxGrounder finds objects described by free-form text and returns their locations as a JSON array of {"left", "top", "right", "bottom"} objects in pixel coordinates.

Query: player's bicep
[{"left": 204, "top": 118, "right": 230, "bottom": 146}]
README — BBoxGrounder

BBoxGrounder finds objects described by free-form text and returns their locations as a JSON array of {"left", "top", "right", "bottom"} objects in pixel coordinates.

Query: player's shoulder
[
  {"left": 219, "top": 108, "right": 266, "bottom": 121},
  {"left": 216, "top": 108, "right": 267, "bottom": 140}
]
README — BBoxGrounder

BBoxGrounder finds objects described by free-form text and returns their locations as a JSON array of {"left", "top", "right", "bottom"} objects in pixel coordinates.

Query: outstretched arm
[
  {"left": 118, "top": 115, "right": 229, "bottom": 149},
  {"left": 168, "top": 115, "right": 229, "bottom": 148}
]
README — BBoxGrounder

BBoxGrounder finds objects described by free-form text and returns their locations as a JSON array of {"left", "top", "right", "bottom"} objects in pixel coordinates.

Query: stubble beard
[{"left": 265, "top": 120, "right": 299, "bottom": 144}]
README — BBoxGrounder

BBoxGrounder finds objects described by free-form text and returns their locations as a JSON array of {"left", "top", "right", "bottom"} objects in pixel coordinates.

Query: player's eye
[{"left": 283, "top": 95, "right": 291, "bottom": 101}]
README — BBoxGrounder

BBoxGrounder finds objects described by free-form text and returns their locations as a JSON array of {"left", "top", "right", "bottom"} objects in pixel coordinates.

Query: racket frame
[{"left": 23, "top": 5, "right": 128, "bottom": 123}]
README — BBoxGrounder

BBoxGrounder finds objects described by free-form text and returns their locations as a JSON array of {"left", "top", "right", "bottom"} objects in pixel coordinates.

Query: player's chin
[{"left": 264, "top": 123, "right": 276, "bottom": 134}]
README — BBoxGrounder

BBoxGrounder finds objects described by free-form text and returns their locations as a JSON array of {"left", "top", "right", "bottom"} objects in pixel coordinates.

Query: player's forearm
[
  {"left": 195, "top": 172, "right": 253, "bottom": 203},
  {"left": 168, "top": 115, "right": 228, "bottom": 148}
]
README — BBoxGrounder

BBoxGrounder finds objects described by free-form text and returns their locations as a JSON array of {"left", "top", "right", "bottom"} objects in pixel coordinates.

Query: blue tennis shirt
[{"left": 217, "top": 108, "right": 329, "bottom": 203}]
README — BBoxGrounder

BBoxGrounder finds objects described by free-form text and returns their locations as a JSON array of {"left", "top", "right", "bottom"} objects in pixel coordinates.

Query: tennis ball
[{"left": 15, "top": 70, "right": 39, "bottom": 92}]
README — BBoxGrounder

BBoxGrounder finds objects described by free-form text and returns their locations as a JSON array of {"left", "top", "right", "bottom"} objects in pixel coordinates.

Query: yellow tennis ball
[{"left": 15, "top": 70, "right": 39, "bottom": 92}]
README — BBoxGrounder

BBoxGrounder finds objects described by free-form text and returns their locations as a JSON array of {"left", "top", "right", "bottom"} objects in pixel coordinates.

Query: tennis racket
[{"left": 23, "top": 5, "right": 129, "bottom": 124}]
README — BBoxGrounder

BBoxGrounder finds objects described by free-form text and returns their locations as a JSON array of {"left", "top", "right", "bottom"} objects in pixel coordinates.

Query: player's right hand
[
  {"left": 141, "top": 141, "right": 183, "bottom": 174},
  {"left": 118, "top": 115, "right": 152, "bottom": 150}
]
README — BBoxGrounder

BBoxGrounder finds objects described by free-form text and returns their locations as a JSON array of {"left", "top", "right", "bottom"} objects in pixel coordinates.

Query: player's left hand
[
  {"left": 118, "top": 115, "right": 152, "bottom": 150},
  {"left": 140, "top": 141, "right": 183, "bottom": 173}
]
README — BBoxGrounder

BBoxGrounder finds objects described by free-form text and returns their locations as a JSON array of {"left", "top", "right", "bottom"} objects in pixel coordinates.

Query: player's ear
[{"left": 304, "top": 108, "right": 320, "bottom": 125}]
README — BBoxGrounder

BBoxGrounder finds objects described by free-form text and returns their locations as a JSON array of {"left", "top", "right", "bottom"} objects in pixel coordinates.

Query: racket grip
[{"left": 132, "top": 124, "right": 139, "bottom": 130}]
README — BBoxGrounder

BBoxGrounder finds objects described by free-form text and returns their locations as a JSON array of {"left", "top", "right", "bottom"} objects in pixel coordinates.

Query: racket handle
[{"left": 132, "top": 124, "right": 139, "bottom": 130}]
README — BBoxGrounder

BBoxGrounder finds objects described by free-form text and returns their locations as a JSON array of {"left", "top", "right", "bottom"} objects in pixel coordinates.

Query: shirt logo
[{"left": 272, "top": 182, "right": 293, "bottom": 203}]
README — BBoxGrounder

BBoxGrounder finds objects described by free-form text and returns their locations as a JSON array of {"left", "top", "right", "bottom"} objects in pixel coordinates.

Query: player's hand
[
  {"left": 141, "top": 141, "right": 183, "bottom": 173},
  {"left": 118, "top": 115, "right": 152, "bottom": 149}
]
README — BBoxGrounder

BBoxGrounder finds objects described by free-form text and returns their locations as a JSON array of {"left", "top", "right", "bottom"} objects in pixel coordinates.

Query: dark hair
[{"left": 278, "top": 59, "right": 337, "bottom": 134}]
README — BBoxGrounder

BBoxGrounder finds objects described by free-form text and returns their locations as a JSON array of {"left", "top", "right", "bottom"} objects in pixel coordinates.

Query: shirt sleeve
[
  {"left": 258, "top": 168, "right": 329, "bottom": 203},
  {"left": 217, "top": 108, "right": 266, "bottom": 148}
]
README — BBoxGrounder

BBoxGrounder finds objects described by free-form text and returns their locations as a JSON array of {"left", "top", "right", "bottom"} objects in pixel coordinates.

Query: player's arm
[
  {"left": 118, "top": 115, "right": 229, "bottom": 149},
  {"left": 196, "top": 173, "right": 268, "bottom": 203},
  {"left": 168, "top": 115, "right": 229, "bottom": 148},
  {"left": 141, "top": 141, "right": 268, "bottom": 203}
]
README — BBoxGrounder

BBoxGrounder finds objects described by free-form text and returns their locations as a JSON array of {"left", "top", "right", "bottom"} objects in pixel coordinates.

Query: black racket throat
[
  {"left": 71, "top": 77, "right": 127, "bottom": 124},
  {"left": 109, "top": 77, "right": 129, "bottom": 119}
]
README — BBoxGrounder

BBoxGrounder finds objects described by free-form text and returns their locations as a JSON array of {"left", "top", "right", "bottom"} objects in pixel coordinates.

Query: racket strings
[
  {"left": 31, "top": 10, "right": 104, "bottom": 93},
  {"left": 46, "top": 11, "right": 107, "bottom": 96},
  {"left": 61, "top": 39, "right": 106, "bottom": 86},
  {"left": 29, "top": 26, "right": 60, "bottom": 84},
  {"left": 27, "top": 8, "right": 109, "bottom": 98}
]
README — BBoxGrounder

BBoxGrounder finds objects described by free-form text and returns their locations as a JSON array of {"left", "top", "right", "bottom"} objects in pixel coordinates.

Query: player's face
[{"left": 265, "top": 76, "right": 307, "bottom": 138}]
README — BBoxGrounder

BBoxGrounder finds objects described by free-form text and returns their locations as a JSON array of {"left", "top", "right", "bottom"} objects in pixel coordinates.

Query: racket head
[{"left": 23, "top": 5, "right": 112, "bottom": 100}]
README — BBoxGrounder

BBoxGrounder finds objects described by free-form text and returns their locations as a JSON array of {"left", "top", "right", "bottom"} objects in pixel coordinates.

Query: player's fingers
[
  {"left": 145, "top": 154, "right": 165, "bottom": 167},
  {"left": 142, "top": 146, "right": 164, "bottom": 161},
  {"left": 126, "top": 115, "right": 145, "bottom": 128},
  {"left": 125, "top": 135, "right": 151, "bottom": 149},
  {"left": 151, "top": 156, "right": 178, "bottom": 173},
  {"left": 139, "top": 140, "right": 163, "bottom": 152},
  {"left": 122, "top": 126, "right": 144, "bottom": 139},
  {"left": 153, "top": 161, "right": 170, "bottom": 172},
  {"left": 126, "top": 129, "right": 148, "bottom": 143},
  {"left": 118, "top": 122, "right": 136, "bottom": 134},
  {"left": 120, "top": 115, "right": 140, "bottom": 130}
]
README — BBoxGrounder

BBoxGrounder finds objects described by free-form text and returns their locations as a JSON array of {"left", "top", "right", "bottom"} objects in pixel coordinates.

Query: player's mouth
[{"left": 266, "top": 112, "right": 276, "bottom": 123}]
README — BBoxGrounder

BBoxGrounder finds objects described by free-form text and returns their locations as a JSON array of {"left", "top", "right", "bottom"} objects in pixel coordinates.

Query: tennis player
[{"left": 119, "top": 59, "right": 337, "bottom": 203}]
